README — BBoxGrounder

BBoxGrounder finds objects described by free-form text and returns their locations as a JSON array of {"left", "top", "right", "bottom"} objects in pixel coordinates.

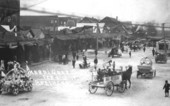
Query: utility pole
[
  {"left": 49, "top": 17, "right": 57, "bottom": 61},
  {"left": 162, "top": 23, "right": 167, "bottom": 55},
  {"left": 96, "top": 34, "right": 98, "bottom": 52},
  {"left": 96, "top": 23, "right": 100, "bottom": 55}
]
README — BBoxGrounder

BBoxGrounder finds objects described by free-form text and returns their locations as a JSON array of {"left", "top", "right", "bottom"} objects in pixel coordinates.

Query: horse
[{"left": 122, "top": 65, "right": 132, "bottom": 89}]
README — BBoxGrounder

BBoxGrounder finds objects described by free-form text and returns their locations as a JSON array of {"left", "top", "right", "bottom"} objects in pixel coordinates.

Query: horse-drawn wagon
[
  {"left": 137, "top": 57, "right": 156, "bottom": 78},
  {"left": 89, "top": 65, "right": 132, "bottom": 96}
]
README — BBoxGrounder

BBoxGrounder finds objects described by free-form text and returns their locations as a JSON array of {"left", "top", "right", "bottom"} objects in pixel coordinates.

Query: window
[
  {"left": 51, "top": 20, "right": 54, "bottom": 23},
  {"left": 159, "top": 43, "right": 168, "bottom": 50}
]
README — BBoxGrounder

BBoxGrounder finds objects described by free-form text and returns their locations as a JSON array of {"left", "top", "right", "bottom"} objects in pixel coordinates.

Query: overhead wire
[
  {"left": 21, "top": 0, "right": 48, "bottom": 8},
  {"left": 0, "top": 1, "right": 170, "bottom": 28}
]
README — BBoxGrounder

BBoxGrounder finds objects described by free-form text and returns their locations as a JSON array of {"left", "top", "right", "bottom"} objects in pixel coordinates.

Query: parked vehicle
[
  {"left": 137, "top": 57, "right": 156, "bottom": 78},
  {"left": 108, "top": 47, "right": 122, "bottom": 58},
  {"left": 155, "top": 53, "right": 167, "bottom": 63}
]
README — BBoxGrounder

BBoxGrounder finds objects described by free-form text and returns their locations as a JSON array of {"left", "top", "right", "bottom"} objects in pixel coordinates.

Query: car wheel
[
  {"left": 89, "top": 82, "right": 98, "bottom": 94},
  {"left": 105, "top": 81, "right": 114, "bottom": 96}
]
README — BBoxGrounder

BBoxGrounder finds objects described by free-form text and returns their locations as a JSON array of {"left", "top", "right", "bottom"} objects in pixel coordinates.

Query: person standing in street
[
  {"left": 94, "top": 56, "right": 98, "bottom": 69},
  {"left": 129, "top": 49, "right": 131, "bottom": 58},
  {"left": 83, "top": 55, "right": 87, "bottom": 68},
  {"left": 112, "top": 61, "right": 115, "bottom": 71},
  {"left": 143, "top": 46, "right": 146, "bottom": 52},
  {"left": 72, "top": 58, "right": 76, "bottom": 68},
  {"left": 152, "top": 48, "right": 155, "bottom": 56},
  {"left": 163, "top": 80, "right": 170, "bottom": 97}
]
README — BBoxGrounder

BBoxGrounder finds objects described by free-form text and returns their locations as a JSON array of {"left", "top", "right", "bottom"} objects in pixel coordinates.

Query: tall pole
[
  {"left": 96, "top": 23, "right": 100, "bottom": 54},
  {"left": 162, "top": 23, "right": 166, "bottom": 55},
  {"left": 49, "top": 17, "right": 57, "bottom": 61},
  {"left": 96, "top": 36, "right": 98, "bottom": 51}
]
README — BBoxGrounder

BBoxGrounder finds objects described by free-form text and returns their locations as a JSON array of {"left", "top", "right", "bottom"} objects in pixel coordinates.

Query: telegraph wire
[{"left": 21, "top": 0, "right": 48, "bottom": 8}]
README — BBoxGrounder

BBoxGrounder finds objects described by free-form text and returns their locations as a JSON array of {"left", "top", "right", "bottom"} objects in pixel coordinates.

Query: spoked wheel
[
  {"left": 12, "top": 87, "right": 19, "bottom": 95},
  {"left": 118, "top": 81, "right": 126, "bottom": 93},
  {"left": 27, "top": 83, "right": 33, "bottom": 92},
  {"left": 89, "top": 82, "right": 98, "bottom": 94},
  {"left": 105, "top": 81, "right": 114, "bottom": 96}
]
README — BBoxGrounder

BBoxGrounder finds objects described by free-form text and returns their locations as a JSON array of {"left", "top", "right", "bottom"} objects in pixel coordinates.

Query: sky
[{"left": 20, "top": 0, "right": 170, "bottom": 23}]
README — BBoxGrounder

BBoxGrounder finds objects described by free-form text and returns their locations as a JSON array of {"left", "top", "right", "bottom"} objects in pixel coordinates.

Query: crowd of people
[{"left": 96, "top": 60, "right": 117, "bottom": 81}]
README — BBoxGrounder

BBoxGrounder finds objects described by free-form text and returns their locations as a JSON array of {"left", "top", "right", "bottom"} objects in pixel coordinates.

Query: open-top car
[
  {"left": 108, "top": 47, "right": 122, "bottom": 58},
  {"left": 137, "top": 57, "right": 156, "bottom": 78}
]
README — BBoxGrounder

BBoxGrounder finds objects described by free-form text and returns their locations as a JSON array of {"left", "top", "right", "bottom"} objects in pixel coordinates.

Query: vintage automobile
[
  {"left": 137, "top": 57, "right": 156, "bottom": 78},
  {"left": 79, "top": 62, "right": 90, "bottom": 69},
  {"left": 155, "top": 53, "right": 167, "bottom": 63},
  {"left": 108, "top": 47, "right": 122, "bottom": 58},
  {"left": 0, "top": 63, "right": 33, "bottom": 95}
]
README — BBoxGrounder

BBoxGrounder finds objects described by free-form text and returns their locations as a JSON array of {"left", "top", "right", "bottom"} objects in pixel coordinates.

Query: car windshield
[{"left": 140, "top": 57, "right": 152, "bottom": 65}]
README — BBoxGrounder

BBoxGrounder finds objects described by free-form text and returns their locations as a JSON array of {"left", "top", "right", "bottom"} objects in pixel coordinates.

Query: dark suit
[{"left": 163, "top": 83, "right": 170, "bottom": 93}]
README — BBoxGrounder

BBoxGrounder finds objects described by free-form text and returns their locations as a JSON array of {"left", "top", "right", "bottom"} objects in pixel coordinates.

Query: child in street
[{"left": 163, "top": 80, "right": 170, "bottom": 97}]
